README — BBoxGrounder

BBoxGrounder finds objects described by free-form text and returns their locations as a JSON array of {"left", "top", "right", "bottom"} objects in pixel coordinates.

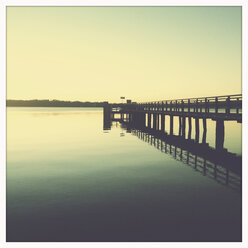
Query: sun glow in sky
[{"left": 7, "top": 6, "right": 241, "bottom": 103}]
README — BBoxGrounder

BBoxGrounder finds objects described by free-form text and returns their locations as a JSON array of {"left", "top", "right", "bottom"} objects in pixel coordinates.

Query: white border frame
[{"left": 1, "top": 1, "right": 247, "bottom": 248}]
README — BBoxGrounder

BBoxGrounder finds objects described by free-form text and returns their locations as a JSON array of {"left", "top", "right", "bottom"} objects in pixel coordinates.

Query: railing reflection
[{"left": 120, "top": 122, "right": 241, "bottom": 192}]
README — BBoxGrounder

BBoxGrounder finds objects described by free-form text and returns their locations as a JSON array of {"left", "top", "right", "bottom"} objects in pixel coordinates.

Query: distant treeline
[{"left": 7, "top": 99, "right": 107, "bottom": 107}]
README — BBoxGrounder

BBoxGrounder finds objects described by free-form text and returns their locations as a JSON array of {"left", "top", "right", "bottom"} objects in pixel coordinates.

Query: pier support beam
[
  {"left": 188, "top": 117, "right": 192, "bottom": 139},
  {"left": 153, "top": 113, "right": 157, "bottom": 130},
  {"left": 202, "top": 118, "right": 207, "bottom": 144},
  {"left": 195, "top": 117, "right": 199, "bottom": 143},
  {"left": 170, "top": 115, "right": 174, "bottom": 135},
  {"left": 161, "top": 114, "right": 165, "bottom": 132},
  {"left": 148, "top": 113, "right": 151, "bottom": 128},
  {"left": 182, "top": 117, "right": 186, "bottom": 138},
  {"left": 179, "top": 116, "right": 182, "bottom": 136},
  {"left": 215, "top": 119, "right": 225, "bottom": 150},
  {"left": 103, "top": 103, "right": 112, "bottom": 130}
]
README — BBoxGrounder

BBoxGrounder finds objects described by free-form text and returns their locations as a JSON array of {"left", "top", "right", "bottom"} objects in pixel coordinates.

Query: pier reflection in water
[
  {"left": 131, "top": 127, "right": 241, "bottom": 192},
  {"left": 104, "top": 112, "right": 242, "bottom": 192}
]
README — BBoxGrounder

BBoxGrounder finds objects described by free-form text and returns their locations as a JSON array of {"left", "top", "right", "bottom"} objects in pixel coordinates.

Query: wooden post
[
  {"left": 103, "top": 103, "right": 112, "bottom": 130},
  {"left": 182, "top": 117, "right": 186, "bottom": 138},
  {"left": 148, "top": 113, "right": 151, "bottom": 128},
  {"left": 153, "top": 113, "right": 157, "bottom": 130},
  {"left": 161, "top": 102, "right": 164, "bottom": 112},
  {"left": 179, "top": 116, "right": 182, "bottom": 136},
  {"left": 215, "top": 97, "right": 218, "bottom": 113},
  {"left": 170, "top": 115, "right": 174, "bottom": 135},
  {"left": 205, "top": 98, "right": 208, "bottom": 113},
  {"left": 188, "top": 117, "right": 192, "bottom": 139},
  {"left": 161, "top": 114, "right": 165, "bottom": 132},
  {"left": 226, "top": 96, "right": 230, "bottom": 115},
  {"left": 215, "top": 119, "right": 225, "bottom": 150},
  {"left": 195, "top": 117, "right": 199, "bottom": 142},
  {"left": 202, "top": 118, "right": 207, "bottom": 143}
]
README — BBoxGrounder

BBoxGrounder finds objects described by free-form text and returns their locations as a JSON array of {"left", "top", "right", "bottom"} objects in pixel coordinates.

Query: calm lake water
[{"left": 7, "top": 107, "right": 242, "bottom": 242}]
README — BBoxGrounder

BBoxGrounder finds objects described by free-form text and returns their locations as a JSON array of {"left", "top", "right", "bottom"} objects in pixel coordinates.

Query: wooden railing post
[
  {"left": 226, "top": 96, "right": 230, "bottom": 115},
  {"left": 215, "top": 97, "right": 218, "bottom": 113},
  {"left": 205, "top": 98, "right": 208, "bottom": 113}
]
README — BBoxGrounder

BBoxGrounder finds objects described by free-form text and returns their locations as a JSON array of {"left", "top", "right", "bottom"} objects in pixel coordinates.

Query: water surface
[{"left": 7, "top": 107, "right": 242, "bottom": 242}]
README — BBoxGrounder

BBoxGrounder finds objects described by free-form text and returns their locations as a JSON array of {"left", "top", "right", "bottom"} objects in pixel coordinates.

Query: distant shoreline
[{"left": 6, "top": 100, "right": 106, "bottom": 107}]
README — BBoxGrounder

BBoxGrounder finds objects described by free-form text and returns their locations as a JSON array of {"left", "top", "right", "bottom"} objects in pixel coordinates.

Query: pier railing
[
  {"left": 104, "top": 93, "right": 242, "bottom": 149},
  {"left": 140, "top": 94, "right": 242, "bottom": 115}
]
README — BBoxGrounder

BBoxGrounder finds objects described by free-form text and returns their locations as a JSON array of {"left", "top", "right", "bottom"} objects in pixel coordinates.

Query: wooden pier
[{"left": 104, "top": 94, "right": 242, "bottom": 151}]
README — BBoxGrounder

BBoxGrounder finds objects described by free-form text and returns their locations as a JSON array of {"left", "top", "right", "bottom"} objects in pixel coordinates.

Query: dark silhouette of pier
[
  {"left": 104, "top": 94, "right": 242, "bottom": 151},
  {"left": 103, "top": 94, "right": 242, "bottom": 192}
]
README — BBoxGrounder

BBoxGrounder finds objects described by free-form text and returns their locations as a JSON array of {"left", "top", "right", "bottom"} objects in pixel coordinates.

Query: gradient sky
[{"left": 7, "top": 6, "right": 241, "bottom": 103}]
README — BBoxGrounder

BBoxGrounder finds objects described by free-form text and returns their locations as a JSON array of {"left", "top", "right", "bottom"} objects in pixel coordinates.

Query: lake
[{"left": 6, "top": 107, "right": 242, "bottom": 242}]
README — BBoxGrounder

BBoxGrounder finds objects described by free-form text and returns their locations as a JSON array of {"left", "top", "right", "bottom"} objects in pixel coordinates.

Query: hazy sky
[{"left": 7, "top": 7, "right": 241, "bottom": 103}]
